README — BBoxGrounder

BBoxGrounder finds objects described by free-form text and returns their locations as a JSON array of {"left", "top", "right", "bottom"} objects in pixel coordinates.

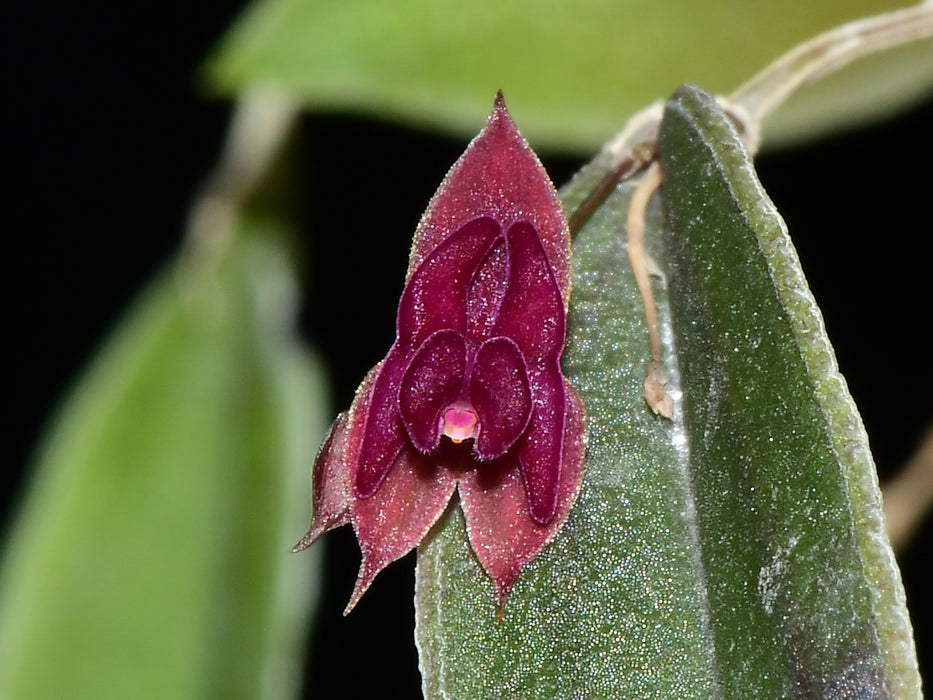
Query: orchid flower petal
[
  {"left": 465, "top": 237, "right": 508, "bottom": 343},
  {"left": 494, "top": 221, "right": 566, "bottom": 363},
  {"left": 517, "top": 365, "right": 568, "bottom": 524},
  {"left": 409, "top": 93, "right": 572, "bottom": 306},
  {"left": 470, "top": 336, "right": 532, "bottom": 459},
  {"left": 399, "top": 330, "right": 467, "bottom": 453},
  {"left": 481, "top": 220, "right": 568, "bottom": 523},
  {"left": 348, "top": 443, "right": 458, "bottom": 613},
  {"left": 358, "top": 219, "right": 498, "bottom": 495},
  {"left": 292, "top": 412, "right": 351, "bottom": 552},
  {"left": 459, "top": 383, "right": 586, "bottom": 607},
  {"left": 355, "top": 355, "right": 410, "bottom": 498},
  {"left": 396, "top": 216, "right": 501, "bottom": 350}
]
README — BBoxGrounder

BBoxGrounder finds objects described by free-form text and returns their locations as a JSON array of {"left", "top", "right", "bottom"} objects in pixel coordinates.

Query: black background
[{"left": 4, "top": 2, "right": 932, "bottom": 696}]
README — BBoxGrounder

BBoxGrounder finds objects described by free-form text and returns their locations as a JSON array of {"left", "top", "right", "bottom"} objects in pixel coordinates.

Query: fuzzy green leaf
[
  {"left": 414, "top": 86, "right": 918, "bottom": 697},
  {"left": 206, "top": 0, "right": 933, "bottom": 150},
  {"left": 0, "top": 219, "right": 327, "bottom": 700},
  {"left": 658, "top": 83, "right": 918, "bottom": 697}
]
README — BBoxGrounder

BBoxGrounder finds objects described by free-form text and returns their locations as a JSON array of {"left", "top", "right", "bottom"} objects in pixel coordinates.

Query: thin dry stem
[
  {"left": 884, "top": 425, "right": 933, "bottom": 550},
  {"left": 185, "top": 88, "right": 298, "bottom": 256},
  {"left": 727, "top": 2, "right": 933, "bottom": 152},
  {"left": 567, "top": 142, "right": 656, "bottom": 238},
  {"left": 625, "top": 162, "right": 672, "bottom": 418}
]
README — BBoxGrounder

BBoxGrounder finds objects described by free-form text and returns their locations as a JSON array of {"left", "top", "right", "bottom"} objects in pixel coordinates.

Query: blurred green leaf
[
  {"left": 0, "top": 217, "right": 326, "bottom": 700},
  {"left": 413, "top": 85, "right": 918, "bottom": 697},
  {"left": 206, "top": 0, "right": 933, "bottom": 151}
]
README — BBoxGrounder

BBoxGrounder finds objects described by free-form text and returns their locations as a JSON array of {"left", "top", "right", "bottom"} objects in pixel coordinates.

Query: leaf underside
[{"left": 414, "top": 85, "right": 918, "bottom": 698}]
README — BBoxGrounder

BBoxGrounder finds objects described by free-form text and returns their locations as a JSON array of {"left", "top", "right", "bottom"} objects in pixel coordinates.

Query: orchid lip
[{"left": 441, "top": 404, "right": 478, "bottom": 444}]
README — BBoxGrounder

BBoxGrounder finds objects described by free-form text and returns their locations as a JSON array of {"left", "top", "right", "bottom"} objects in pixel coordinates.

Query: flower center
[{"left": 442, "top": 405, "right": 478, "bottom": 444}]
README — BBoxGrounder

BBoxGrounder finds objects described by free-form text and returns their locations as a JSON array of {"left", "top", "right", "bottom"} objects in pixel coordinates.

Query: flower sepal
[{"left": 295, "top": 92, "right": 586, "bottom": 613}]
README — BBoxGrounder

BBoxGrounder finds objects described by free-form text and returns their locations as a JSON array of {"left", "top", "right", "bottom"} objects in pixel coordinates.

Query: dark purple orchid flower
[{"left": 294, "top": 92, "right": 586, "bottom": 612}]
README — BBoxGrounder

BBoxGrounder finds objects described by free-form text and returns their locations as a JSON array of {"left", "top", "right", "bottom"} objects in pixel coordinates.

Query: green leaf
[
  {"left": 658, "top": 83, "right": 918, "bottom": 696},
  {"left": 206, "top": 0, "right": 933, "bottom": 150},
  {"left": 0, "top": 218, "right": 327, "bottom": 700},
  {"left": 414, "top": 86, "right": 918, "bottom": 697}
]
